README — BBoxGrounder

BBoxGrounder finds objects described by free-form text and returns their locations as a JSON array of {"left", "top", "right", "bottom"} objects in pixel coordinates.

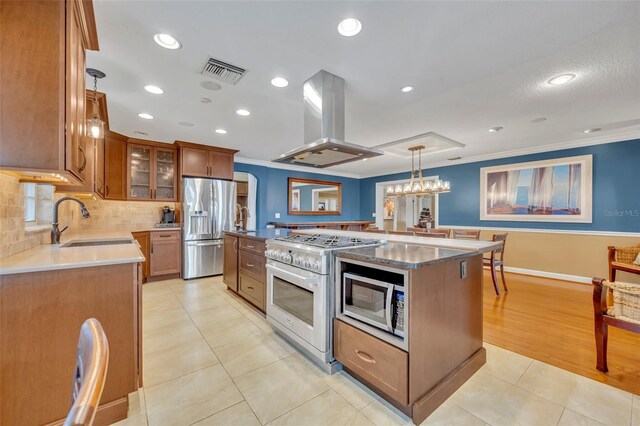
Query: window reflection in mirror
[{"left": 288, "top": 177, "right": 342, "bottom": 215}]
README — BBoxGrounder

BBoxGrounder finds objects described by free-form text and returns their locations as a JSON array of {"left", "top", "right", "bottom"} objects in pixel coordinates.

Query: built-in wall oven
[{"left": 336, "top": 257, "right": 409, "bottom": 350}]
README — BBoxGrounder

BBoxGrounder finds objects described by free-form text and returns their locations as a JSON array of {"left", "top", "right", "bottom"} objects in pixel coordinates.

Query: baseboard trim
[{"left": 485, "top": 265, "right": 592, "bottom": 284}]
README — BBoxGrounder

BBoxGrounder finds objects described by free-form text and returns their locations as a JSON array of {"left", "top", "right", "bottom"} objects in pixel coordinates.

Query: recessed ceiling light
[
  {"left": 153, "top": 33, "right": 181, "bottom": 50},
  {"left": 547, "top": 73, "right": 576, "bottom": 86},
  {"left": 584, "top": 128, "right": 601, "bottom": 133},
  {"left": 236, "top": 109, "right": 250, "bottom": 116},
  {"left": 401, "top": 86, "right": 414, "bottom": 93},
  {"left": 178, "top": 121, "right": 194, "bottom": 127},
  {"left": 144, "top": 85, "right": 164, "bottom": 94},
  {"left": 488, "top": 126, "right": 503, "bottom": 132},
  {"left": 215, "top": 129, "right": 227, "bottom": 134},
  {"left": 271, "top": 77, "right": 289, "bottom": 88},
  {"left": 337, "top": 18, "right": 362, "bottom": 37},
  {"left": 138, "top": 113, "right": 154, "bottom": 120},
  {"left": 531, "top": 117, "right": 547, "bottom": 123},
  {"left": 200, "top": 81, "right": 221, "bottom": 91},
  {"left": 200, "top": 97, "right": 212, "bottom": 104},
  {"left": 133, "top": 131, "right": 149, "bottom": 136}
]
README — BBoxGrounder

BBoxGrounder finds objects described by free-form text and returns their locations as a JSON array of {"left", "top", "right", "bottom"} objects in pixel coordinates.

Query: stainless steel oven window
[{"left": 273, "top": 276, "right": 314, "bottom": 326}]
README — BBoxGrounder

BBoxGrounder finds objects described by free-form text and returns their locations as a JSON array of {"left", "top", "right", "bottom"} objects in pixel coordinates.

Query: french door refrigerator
[{"left": 182, "top": 177, "right": 236, "bottom": 279}]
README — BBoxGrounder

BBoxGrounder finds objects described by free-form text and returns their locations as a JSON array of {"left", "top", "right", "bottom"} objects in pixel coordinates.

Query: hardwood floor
[{"left": 483, "top": 270, "right": 640, "bottom": 395}]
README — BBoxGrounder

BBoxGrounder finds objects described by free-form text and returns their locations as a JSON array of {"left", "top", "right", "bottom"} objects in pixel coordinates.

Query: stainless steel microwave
[{"left": 342, "top": 272, "right": 406, "bottom": 338}]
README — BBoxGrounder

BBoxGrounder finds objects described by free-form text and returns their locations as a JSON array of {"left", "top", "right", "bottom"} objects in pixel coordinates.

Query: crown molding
[
  {"left": 234, "top": 156, "right": 362, "bottom": 179},
  {"left": 358, "top": 129, "right": 640, "bottom": 178}
]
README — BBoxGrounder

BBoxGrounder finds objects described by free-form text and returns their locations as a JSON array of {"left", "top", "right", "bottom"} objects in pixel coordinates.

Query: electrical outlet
[
  {"left": 275, "top": 212, "right": 281, "bottom": 219},
  {"left": 372, "top": 212, "right": 376, "bottom": 217},
  {"left": 460, "top": 260, "right": 467, "bottom": 279}
]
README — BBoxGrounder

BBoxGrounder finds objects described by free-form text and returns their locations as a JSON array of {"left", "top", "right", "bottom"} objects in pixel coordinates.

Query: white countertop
[
  {"left": 294, "top": 229, "right": 501, "bottom": 254},
  {"left": 0, "top": 229, "right": 145, "bottom": 275}
]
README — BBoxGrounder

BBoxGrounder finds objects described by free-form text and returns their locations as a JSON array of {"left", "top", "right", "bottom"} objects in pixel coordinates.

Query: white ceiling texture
[{"left": 87, "top": 0, "right": 640, "bottom": 178}]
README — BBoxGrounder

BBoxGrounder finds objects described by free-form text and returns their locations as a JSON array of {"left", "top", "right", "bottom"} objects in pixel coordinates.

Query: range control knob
[
  {"left": 311, "top": 261, "right": 320, "bottom": 272},
  {"left": 266, "top": 249, "right": 273, "bottom": 258},
  {"left": 302, "top": 258, "right": 311, "bottom": 269},
  {"left": 293, "top": 256, "right": 301, "bottom": 266},
  {"left": 283, "top": 253, "right": 293, "bottom": 264}
]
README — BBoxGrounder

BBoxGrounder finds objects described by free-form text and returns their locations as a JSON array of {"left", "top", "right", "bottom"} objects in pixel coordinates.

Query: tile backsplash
[
  {"left": 0, "top": 174, "right": 50, "bottom": 259},
  {"left": 56, "top": 196, "right": 176, "bottom": 232}
]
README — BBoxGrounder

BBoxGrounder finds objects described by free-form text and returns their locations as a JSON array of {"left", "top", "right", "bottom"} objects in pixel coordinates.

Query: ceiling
[{"left": 87, "top": 1, "right": 640, "bottom": 178}]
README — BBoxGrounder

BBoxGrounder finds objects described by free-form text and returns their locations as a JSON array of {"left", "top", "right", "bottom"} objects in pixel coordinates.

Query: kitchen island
[{"left": 329, "top": 232, "right": 498, "bottom": 425}]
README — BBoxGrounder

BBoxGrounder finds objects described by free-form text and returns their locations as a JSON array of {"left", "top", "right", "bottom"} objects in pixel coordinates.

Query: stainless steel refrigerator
[{"left": 182, "top": 177, "right": 236, "bottom": 279}]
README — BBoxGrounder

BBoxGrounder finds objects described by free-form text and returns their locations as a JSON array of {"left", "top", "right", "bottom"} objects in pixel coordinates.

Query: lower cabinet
[
  {"left": 133, "top": 230, "right": 181, "bottom": 281},
  {"left": 223, "top": 234, "right": 267, "bottom": 312},
  {"left": 334, "top": 319, "right": 408, "bottom": 404},
  {"left": 150, "top": 231, "right": 181, "bottom": 276}
]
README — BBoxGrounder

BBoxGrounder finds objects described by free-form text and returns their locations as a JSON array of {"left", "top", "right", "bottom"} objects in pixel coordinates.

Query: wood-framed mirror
[{"left": 288, "top": 177, "right": 342, "bottom": 215}]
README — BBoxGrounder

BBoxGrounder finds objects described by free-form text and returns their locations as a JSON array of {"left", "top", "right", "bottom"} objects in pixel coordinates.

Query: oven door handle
[
  {"left": 385, "top": 285, "right": 394, "bottom": 332},
  {"left": 266, "top": 264, "right": 318, "bottom": 284}
]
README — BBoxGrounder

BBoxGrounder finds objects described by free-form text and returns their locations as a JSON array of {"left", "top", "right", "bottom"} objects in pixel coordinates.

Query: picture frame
[{"left": 479, "top": 154, "right": 593, "bottom": 223}]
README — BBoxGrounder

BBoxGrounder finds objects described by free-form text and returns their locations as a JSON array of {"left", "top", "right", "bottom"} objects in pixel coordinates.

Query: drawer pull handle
[
  {"left": 159, "top": 235, "right": 171, "bottom": 238},
  {"left": 246, "top": 263, "right": 255, "bottom": 267},
  {"left": 247, "top": 286, "right": 254, "bottom": 291},
  {"left": 355, "top": 350, "right": 376, "bottom": 364},
  {"left": 246, "top": 245, "right": 255, "bottom": 249}
]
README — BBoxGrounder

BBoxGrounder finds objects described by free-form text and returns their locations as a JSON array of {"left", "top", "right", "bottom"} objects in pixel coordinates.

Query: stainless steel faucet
[
  {"left": 234, "top": 204, "right": 250, "bottom": 231},
  {"left": 51, "top": 196, "right": 91, "bottom": 244}
]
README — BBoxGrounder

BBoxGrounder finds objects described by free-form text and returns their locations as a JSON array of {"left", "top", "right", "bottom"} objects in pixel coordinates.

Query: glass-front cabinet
[{"left": 127, "top": 143, "right": 177, "bottom": 201}]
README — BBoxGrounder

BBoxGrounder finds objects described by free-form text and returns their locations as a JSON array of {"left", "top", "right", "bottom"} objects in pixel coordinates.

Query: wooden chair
[
  {"left": 64, "top": 318, "right": 109, "bottom": 426},
  {"left": 364, "top": 229, "right": 387, "bottom": 234},
  {"left": 452, "top": 229, "right": 481, "bottom": 240},
  {"left": 387, "top": 230, "right": 415, "bottom": 236},
  {"left": 415, "top": 232, "right": 447, "bottom": 238},
  {"left": 427, "top": 228, "right": 450, "bottom": 238},
  {"left": 593, "top": 278, "right": 640, "bottom": 372},
  {"left": 407, "top": 227, "right": 425, "bottom": 233},
  {"left": 608, "top": 244, "right": 640, "bottom": 281},
  {"left": 483, "top": 233, "right": 508, "bottom": 295}
]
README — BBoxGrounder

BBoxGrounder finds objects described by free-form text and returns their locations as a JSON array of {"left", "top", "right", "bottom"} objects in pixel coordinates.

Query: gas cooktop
[{"left": 275, "top": 233, "right": 381, "bottom": 249}]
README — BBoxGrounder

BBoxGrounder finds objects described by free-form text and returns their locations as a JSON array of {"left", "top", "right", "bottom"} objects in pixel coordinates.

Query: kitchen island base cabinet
[
  {"left": 223, "top": 232, "right": 268, "bottom": 312},
  {"left": 0, "top": 263, "right": 142, "bottom": 426},
  {"left": 223, "top": 234, "right": 238, "bottom": 291},
  {"left": 334, "top": 254, "right": 485, "bottom": 425}
]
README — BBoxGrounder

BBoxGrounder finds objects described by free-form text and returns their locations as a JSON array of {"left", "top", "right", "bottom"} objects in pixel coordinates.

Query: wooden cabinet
[
  {"left": 223, "top": 234, "right": 239, "bottom": 291},
  {"left": 132, "top": 231, "right": 150, "bottom": 281},
  {"left": 223, "top": 234, "right": 267, "bottom": 312},
  {"left": 0, "top": 262, "right": 140, "bottom": 425},
  {"left": 0, "top": 0, "right": 99, "bottom": 184},
  {"left": 236, "top": 181, "right": 249, "bottom": 196},
  {"left": 335, "top": 319, "right": 408, "bottom": 404},
  {"left": 104, "top": 131, "right": 128, "bottom": 200},
  {"left": 175, "top": 141, "right": 238, "bottom": 181},
  {"left": 150, "top": 231, "right": 181, "bottom": 276},
  {"left": 127, "top": 141, "right": 177, "bottom": 201}
]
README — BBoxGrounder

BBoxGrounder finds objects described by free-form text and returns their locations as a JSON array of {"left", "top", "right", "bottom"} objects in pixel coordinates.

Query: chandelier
[{"left": 385, "top": 145, "right": 451, "bottom": 196}]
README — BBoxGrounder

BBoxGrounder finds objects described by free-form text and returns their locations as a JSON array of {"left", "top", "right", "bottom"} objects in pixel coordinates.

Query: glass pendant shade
[{"left": 87, "top": 116, "right": 104, "bottom": 139}]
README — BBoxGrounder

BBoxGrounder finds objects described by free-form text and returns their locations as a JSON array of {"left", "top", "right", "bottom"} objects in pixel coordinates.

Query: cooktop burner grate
[{"left": 275, "top": 233, "right": 381, "bottom": 248}]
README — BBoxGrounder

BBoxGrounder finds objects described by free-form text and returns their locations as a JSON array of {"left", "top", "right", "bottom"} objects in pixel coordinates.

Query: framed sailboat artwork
[{"left": 480, "top": 155, "right": 593, "bottom": 223}]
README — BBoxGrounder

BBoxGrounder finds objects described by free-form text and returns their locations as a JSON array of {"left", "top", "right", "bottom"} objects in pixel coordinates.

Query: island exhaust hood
[{"left": 273, "top": 70, "right": 383, "bottom": 168}]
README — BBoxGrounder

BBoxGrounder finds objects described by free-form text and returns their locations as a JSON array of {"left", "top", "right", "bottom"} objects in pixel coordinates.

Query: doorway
[{"left": 375, "top": 177, "right": 440, "bottom": 231}]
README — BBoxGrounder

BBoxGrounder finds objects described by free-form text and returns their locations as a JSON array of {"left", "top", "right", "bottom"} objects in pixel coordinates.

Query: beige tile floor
[{"left": 113, "top": 277, "right": 640, "bottom": 426}]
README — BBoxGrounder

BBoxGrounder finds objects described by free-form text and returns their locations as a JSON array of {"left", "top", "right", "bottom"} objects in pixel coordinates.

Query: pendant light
[
  {"left": 86, "top": 68, "right": 106, "bottom": 139},
  {"left": 385, "top": 145, "right": 451, "bottom": 196}
]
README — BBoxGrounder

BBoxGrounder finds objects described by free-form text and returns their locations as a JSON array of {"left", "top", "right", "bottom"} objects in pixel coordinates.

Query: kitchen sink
[{"left": 61, "top": 239, "right": 134, "bottom": 248}]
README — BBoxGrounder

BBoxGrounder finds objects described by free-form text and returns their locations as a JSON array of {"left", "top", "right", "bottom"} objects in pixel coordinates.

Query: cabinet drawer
[
  {"left": 238, "top": 238, "right": 265, "bottom": 255},
  {"left": 239, "top": 250, "right": 265, "bottom": 283},
  {"left": 150, "top": 230, "right": 180, "bottom": 241},
  {"left": 334, "top": 319, "right": 408, "bottom": 404},
  {"left": 238, "top": 273, "right": 265, "bottom": 311}
]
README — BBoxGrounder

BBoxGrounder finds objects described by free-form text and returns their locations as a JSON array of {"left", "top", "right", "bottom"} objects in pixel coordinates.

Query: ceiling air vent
[{"left": 200, "top": 57, "right": 246, "bottom": 85}]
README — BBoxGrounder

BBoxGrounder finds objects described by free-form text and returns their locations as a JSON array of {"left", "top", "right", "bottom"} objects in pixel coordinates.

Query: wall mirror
[{"left": 288, "top": 177, "right": 342, "bottom": 215}]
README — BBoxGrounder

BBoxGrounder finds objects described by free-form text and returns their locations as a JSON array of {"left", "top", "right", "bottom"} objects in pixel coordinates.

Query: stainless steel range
[{"left": 265, "top": 234, "right": 383, "bottom": 373}]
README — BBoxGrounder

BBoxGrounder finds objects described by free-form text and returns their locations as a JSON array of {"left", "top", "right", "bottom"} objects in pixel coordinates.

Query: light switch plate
[
  {"left": 275, "top": 212, "right": 281, "bottom": 219},
  {"left": 372, "top": 212, "right": 376, "bottom": 217}
]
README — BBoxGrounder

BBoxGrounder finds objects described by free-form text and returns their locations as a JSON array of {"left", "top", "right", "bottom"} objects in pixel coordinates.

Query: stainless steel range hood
[{"left": 273, "top": 70, "right": 383, "bottom": 168}]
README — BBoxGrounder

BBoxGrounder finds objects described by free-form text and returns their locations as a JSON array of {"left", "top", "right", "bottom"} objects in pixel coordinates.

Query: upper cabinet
[
  {"left": 104, "top": 131, "right": 128, "bottom": 200},
  {"left": 0, "top": 0, "right": 99, "bottom": 184},
  {"left": 127, "top": 140, "right": 177, "bottom": 201},
  {"left": 175, "top": 141, "right": 238, "bottom": 181}
]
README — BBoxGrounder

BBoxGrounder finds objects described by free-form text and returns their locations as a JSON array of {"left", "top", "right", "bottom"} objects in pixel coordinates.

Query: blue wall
[
  {"left": 359, "top": 138, "right": 640, "bottom": 232},
  {"left": 233, "top": 162, "right": 361, "bottom": 229}
]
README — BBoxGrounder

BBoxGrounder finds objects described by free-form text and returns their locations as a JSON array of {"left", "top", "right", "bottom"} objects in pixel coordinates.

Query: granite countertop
[
  {"left": 294, "top": 229, "right": 501, "bottom": 254},
  {"left": 339, "top": 242, "right": 478, "bottom": 269},
  {"left": 224, "top": 228, "right": 292, "bottom": 241},
  {"left": 0, "top": 229, "right": 145, "bottom": 275}
]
